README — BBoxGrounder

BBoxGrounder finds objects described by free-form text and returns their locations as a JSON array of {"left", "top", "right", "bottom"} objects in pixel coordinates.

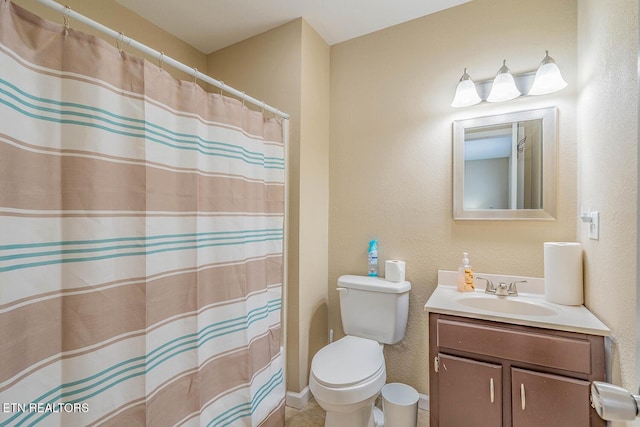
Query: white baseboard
[{"left": 285, "top": 386, "right": 311, "bottom": 410}]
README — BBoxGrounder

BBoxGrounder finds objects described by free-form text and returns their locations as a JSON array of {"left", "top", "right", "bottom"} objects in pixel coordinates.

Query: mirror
[{"left": 453, "top": 107, "right": 557, "bottom": 220}]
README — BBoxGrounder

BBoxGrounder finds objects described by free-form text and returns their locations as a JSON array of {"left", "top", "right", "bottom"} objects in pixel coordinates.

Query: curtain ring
[
  {"left": 219, "top": 81, "right": 224, "bottom": 96},
  {"left": 2, "top": 0, "right": 9, "bottom": 11},
  {"left": 241, "top": 92, "right": 246, "bottom": 107},
  {"left": 192, "top": 68, "right": 198, "bottom": 85},
  {"left": 63, "top": 5, "right": 71, "bottom": 33},
  {"left": 116, "top": 32, "right": 125, "bottom": 53},
  {"left": 159, "top": 52, "right": 164, "bottom": 70},
  {"left": 261, "top": 101, "right": 266, "bottom": 114}
]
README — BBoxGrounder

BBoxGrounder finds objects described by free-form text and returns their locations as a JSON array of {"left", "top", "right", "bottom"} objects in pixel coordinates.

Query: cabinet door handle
[
  {"left": 490, "top": 378, "right": 495, "bottom": 403},
  {"left": 520, "top": 383, "right": 526, "bottom": 410}
]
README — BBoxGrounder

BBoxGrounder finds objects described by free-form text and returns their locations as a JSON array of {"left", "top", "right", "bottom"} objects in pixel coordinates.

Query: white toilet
[{"left": 309, "top": 274, "right": 411, "bottom": 427}]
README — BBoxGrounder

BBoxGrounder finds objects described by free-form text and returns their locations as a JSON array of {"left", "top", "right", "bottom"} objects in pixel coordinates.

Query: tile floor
[{"left": 284, "top": 398, "right": 430, "bottom": 426}]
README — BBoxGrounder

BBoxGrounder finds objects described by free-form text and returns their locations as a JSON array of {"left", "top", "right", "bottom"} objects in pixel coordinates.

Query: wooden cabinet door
[
  {"left": 511, "top": 368, "right": 591, "bottom": 427},
  {"left": 438, "top": 353, "right": 503, "bottom": 427}
]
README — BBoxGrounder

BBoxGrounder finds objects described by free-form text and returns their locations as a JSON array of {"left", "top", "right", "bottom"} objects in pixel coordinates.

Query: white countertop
[{"left": 424, "top": 270, "right": 610, "bottom": 336}]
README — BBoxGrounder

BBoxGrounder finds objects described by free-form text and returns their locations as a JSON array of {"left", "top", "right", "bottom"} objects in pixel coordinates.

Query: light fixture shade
[
  {"left": 528, "top": 50, "right": 568, "bottom": 95},
  {"left": 451, "top": 68, "right": 481, "bottom": 108},
  {"left": 487, "top": 60, "right": 521, "bottom": 102}
]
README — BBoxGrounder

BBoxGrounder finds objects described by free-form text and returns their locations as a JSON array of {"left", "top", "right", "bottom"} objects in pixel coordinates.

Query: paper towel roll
[
  {"left": 544, "top": 242, "right": 583, "bottom": 305},
  {"left": 385, "top": 260, "right": 406, "bottom": 282}
]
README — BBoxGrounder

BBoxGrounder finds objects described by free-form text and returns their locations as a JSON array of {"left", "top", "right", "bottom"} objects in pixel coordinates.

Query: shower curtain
[{"left": 0, "top": 2, "right": 285, "bottom": 426}]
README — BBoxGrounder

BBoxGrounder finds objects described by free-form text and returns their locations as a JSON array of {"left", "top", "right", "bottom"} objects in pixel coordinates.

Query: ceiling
[{"left": 116, "top": 0, "right": 471, "bottom": 54}]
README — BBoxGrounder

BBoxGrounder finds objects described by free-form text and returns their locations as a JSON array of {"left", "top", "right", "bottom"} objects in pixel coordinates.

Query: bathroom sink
[
  {"left": 457, "top": 295, "right": 557, "bottom": 316},
  {"left": 425, "top": 272, "right": 611, "bottom": 335}
]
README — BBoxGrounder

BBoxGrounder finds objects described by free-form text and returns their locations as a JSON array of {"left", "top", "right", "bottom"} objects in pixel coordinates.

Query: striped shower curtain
[{"left": 0, "top": 2, "right": 285, "bottom": 426}]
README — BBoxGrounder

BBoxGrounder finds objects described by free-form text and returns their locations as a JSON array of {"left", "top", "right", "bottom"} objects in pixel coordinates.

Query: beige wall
[
  {"left": 298, "top": 21, "right": 331, "bottom": 393},
  {"left": 577, "top": 0, "right": 638, "bottom": 411},
  {"left": 13, "top": 0, "right": 207, "bottom": 83},
  {"left": 208, "top": 19, "right": 330, "bottom": 393},
  {"left": 330, "top": 0, "right": 579, "bottom": 393}
]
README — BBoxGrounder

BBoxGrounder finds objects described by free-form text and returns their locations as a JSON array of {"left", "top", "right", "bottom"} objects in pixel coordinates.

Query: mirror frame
[{"left": 453, "top": 107, "right": 558, "bottom": 220}]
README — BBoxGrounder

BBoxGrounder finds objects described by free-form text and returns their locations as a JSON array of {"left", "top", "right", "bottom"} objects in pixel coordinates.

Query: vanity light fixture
[
  {"left": 451, "top": 68, "right": 482, "bottom": 108},
  {"left": 528, "top": 50, "right": 568, "bottom": 95},
  {"left": 487, "top": 60, "right": 521, "bottom": 102},
  {"left": 451, "top": 51, "right": 567, "bottom": 107}
]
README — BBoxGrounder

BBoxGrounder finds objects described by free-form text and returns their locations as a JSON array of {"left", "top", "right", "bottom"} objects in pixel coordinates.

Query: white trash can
[{"left": 381, "top": 383, "right": 419, "bottom": 427}]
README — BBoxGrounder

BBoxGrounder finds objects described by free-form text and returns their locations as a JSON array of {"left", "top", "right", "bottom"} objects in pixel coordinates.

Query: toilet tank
[{"left": 337, "top": 275, "right": 411, "bottom": 344}]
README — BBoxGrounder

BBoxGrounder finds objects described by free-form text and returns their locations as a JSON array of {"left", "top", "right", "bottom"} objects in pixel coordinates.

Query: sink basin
[{"left": 457, "top": 295, "right": 557, "bottom": 316}]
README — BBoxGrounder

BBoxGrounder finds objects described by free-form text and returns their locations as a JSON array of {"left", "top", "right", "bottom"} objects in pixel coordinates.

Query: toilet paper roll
[
  {"left": 385, "top": 260, "right": 406, "bottom": 283},
  {"left": 544, "top": 242, "right": 583, "bottom": 305}
]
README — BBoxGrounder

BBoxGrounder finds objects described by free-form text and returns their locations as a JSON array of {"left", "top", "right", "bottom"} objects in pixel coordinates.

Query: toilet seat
[{"left": 311, "top": 335, "right": 384, "bottom": 388}]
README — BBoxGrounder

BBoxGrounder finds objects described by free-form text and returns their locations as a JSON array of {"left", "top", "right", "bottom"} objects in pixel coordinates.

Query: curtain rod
[{"left": 33, "top": 0, "right": 290, "bottom": 120}]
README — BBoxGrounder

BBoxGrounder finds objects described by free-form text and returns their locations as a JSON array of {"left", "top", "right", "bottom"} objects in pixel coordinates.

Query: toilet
[{"left": 309, "top": 274, "right": 411, "bottom": 427}]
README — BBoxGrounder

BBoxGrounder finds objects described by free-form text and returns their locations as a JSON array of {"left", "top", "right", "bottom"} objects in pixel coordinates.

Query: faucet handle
[
  {"left": 507, "top": 280, "right": 527, "bottom": 295},
  {"left": 476, "top": 276, "right": 495, "bottom": 294}
]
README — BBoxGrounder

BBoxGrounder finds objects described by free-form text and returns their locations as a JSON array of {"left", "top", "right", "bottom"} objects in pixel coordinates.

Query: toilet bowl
[{"left": 309, "top": 336, "right": 386, "bottom": 427}]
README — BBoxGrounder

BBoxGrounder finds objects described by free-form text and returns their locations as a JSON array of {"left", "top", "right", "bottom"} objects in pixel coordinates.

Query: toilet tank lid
[{"left": 338, "top": 275, "right": 411, "bottom": 294}]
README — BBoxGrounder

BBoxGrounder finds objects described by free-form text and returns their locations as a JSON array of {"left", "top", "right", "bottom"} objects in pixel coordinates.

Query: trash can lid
[{"left": 382, "top": 382, "right": 419, "bottom": 405}]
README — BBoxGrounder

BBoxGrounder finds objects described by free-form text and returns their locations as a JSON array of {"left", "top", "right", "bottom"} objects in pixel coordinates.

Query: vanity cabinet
[{"left": 429, "top": 313, "right": 605, "bottom": 427}]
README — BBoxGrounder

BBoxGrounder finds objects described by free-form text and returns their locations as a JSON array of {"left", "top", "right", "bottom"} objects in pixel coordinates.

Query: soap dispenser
[{"left": 457, "top": 252, "right": 475, "bottom": 292}]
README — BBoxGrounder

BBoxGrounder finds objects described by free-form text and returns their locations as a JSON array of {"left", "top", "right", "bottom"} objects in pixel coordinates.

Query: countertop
[{"left": 424, "top": 270, "right": 610, "bottom": 336}]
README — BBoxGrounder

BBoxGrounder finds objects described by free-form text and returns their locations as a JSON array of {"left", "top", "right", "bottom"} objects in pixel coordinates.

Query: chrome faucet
[
  {"left": 495, "top": 282, "right": 509, "bottom": 296},
  {"left": 477, "top": 277, "right": 527, "bottom": 297}
]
